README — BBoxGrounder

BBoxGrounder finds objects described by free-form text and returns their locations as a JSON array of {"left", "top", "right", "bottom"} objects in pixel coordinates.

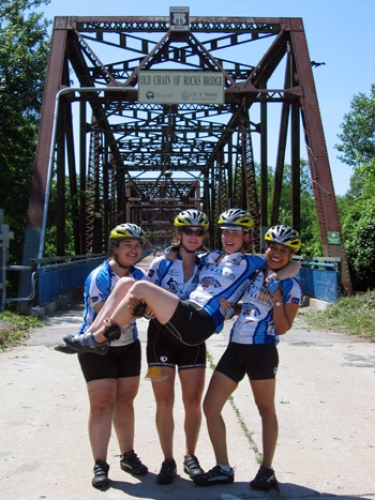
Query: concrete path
[{"left": 1, "top": 283, "right": 374, "bottom": 499}]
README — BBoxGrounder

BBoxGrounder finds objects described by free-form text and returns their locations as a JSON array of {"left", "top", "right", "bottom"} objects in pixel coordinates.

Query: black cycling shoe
[
  {"left": 250, "top": 466, "right": 278, "bottom": 490},
  {"left": 183, "top": 454, "right": 204, "bottom": 479},
  {"left": 92, "top": 459, "right": 110, "bottom": 489},
  {"left": 63, "top": 333, "right": 109, "bottom": 355},
  {"left": 156, "top": 458, "right": 177, "bottom": 485},
  {"left": 120, "top": 449, "right": 148, "bottom": 475},
  {"left": 54, "top": 343, "right": 77, "bottom": 354},
  {"left": 193, "top": 464, "right": 234, "bottom": 486}
]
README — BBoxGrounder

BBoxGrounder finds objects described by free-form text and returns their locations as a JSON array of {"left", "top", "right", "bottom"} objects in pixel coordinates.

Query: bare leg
[
  {"left": 151, "top": 367, "right": 176, "bottom": 460},
  {"left": 179, "top": 367, "right": 205, "bottom": 456},
  {"left": 86, "top": 379, "right": 116, "bottom": 462},
  {"left": 113, "top": 376, "right": 140, "bottom": 454},
  {"left": 203, "top": 370, "right": 237, "bottom": 465},
  {"left": 250, "top": 379, "right": 278, "bottom": 467},
  {"left": 89, "top": 277, "right": 136, "bottom": 332},
  {"left": 63, "top": 282, "right": 183, "bottom": 353},
  {"left": 91, "top": 281, "right": 180, "bottom": 342}
]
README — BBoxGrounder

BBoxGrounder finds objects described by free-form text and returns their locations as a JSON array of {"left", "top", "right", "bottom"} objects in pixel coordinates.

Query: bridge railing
[
  {"left": 36, "top": 254, "right": 107, "bottom": 306},
  {"left": 38, "top": 255, "right": 342, "bottom": 306},
  {"left": 295, "top": 256, "right": 341, "bottom": 303},
  {"left": 3, "top": 252, "right": 341, "bottom": 312}
]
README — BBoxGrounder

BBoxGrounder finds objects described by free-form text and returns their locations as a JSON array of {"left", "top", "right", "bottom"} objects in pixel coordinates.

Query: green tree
[
  {"left": 0, "top": 0, "right": 50, "bottom": 266},
  {"left": 339, "top": 159, "right": 375, "bottom": 291},
  {"left": 334, "top": 84, "right": 375, "bottom": 291},
  {"left": 335, "top": 83, "right": 375, "bottom": 167}
]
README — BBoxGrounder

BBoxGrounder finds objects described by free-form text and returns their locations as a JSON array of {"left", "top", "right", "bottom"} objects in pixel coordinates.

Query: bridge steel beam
[
  {"left": 289, "top": 26, "right": 352, "bottom": 295},
  {"left": 19, "top": 13, "right": 352, "bottom": 305}
]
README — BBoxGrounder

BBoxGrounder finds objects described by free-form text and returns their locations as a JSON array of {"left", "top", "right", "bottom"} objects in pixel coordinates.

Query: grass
[
  {"left": 0, "top": 311, "right": 41, "bottom": 351},
  {"left": 301, "top": 290, "right": 375, "bottom": 339}
]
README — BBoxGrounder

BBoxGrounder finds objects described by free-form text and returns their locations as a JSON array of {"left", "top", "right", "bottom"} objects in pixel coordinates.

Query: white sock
[{"left": 218, "top": 463, "right": 232, "bottom": 472}]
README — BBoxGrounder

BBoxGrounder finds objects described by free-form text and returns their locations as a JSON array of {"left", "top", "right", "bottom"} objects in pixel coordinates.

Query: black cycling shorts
[
  {"left": 216, "top": 342, "right": 279, "bottom": 382},
  {"left": 78, "top": 341, "right": 141, "bottom": 382},
  {"left": 154, "top": 300, "right": 216, "bottom": 347},
  {"left": 147, "top": 319, "right": 206, "bottom": 371}
]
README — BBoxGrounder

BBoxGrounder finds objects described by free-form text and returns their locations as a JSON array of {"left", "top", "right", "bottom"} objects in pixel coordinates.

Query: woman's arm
[
  {"left": 275, "top": 260, "right": 300, "bottom": 280},
  {"left": 271, "top": 286, "right": 300, "bottom": 334}
]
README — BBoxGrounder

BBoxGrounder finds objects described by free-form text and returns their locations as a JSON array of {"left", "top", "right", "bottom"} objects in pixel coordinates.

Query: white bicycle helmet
[
  {"left": 264, "top": 225, "right": 301, "bottom": 251},
  {"left": 218, "top": 208, "right": 254, "bottom": 230},
  {"left": 174, "top": 209, "right": 209, "bottom": 228}
]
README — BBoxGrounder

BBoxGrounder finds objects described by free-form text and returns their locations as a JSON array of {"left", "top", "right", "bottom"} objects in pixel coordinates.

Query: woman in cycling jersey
[
  {"left": 56, "top": 224, "right": 148, "bottom": 489},
  {"left": 194, "top": 225, "right": 302, "bottom": 491},
  {"left": 145, "top": 210, "right": 209, "bottom": 485}
]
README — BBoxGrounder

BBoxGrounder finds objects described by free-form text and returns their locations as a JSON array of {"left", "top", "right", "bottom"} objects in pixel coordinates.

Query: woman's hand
[
  {"left": 128, "top": 296, "right": 144, "bottom": 316},
  {"left": 144, "top": 304, "right": 156, "bottom": 318},
  {"left": 220, "top": 298, "right": 236, "bottom": 320},
  {"left": 128, "top": 296, "right": 155, "bottom": 318},
  {"left": 164, "top": 248, "right": 178, "bottom": 260}
]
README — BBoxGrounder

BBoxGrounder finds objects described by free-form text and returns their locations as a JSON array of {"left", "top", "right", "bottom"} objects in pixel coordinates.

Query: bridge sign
[
  {"left": 327, "top": 232, "right": 341, "bottom": 245},
  {"left": 138, "top": 71, "right": 224, "bottom": 104},
  {"left": 169, "top": 6, "right": 190, "bottom": 31}
]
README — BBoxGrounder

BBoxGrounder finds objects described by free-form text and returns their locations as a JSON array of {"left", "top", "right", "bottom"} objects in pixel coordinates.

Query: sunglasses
[{"left": 182, "top": 228, "right": 206, "bottom": 237}]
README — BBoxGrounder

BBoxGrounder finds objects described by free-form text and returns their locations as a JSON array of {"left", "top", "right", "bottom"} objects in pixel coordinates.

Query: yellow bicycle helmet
[
  {"left": 174, "top": 209, "right": 209, "bottom": 228},
  {"left": 110, "top": 223, "right": 146, "bottom": 242},
  {"left": 264, "top": 225, "right": 301, "bottom": 251},
  {"left": 218, "top": 208, "right": 254, "bottom": 231}
]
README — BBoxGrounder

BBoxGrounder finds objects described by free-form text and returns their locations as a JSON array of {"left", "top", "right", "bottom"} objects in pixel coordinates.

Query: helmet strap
[{"left": 113, "top": 253, "right": 130, "bottom": 271}]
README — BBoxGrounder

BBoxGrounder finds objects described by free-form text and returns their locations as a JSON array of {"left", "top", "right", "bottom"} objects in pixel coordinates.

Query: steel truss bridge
[{"left": 20, "top": 9, "right": 352, "bottom": 297}]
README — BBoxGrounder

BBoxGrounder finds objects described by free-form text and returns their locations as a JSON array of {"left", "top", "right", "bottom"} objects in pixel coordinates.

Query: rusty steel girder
[{"left": 20, "top": 11, "right": 352, "bottom": 298}]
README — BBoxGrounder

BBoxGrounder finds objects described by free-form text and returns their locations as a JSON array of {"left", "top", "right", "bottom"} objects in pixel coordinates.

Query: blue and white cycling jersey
[
  {"left": 147, "top": 253, "right": 201, "bottom": 300},
  {"left": 189, "top": 250, "right": 266, "bottom": 333},
  {"left": 230, "top": 271, "right": 302, "bottom": 345},
  {"left": 79, "top": 259, "right": 147, "bottom": 346}
]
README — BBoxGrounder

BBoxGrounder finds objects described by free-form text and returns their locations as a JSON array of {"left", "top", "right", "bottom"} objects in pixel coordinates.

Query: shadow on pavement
[{"left": 99, "top": 474, "right": 374, "bottom": 500}]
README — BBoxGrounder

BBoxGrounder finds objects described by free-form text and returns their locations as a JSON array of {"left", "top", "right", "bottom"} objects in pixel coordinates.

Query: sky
[{"left": 38, "top": 0, "right": 375, "bottom": 196}]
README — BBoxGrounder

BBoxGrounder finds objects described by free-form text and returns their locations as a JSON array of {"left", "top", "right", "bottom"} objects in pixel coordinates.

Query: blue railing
[
  {"left": 34, "top": 253, "right": 341, "bottom": 306},
  {"left": 297, "top": 258, "right": 340, "bottom": 302},
  {"left": 38, "top": 256, "right": 106, "bottom": 305},
  {"left": 36, "top": 251, "right": 153, "bottom": 306}
]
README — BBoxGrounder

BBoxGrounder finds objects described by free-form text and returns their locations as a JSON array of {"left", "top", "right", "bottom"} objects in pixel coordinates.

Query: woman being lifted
[{"left": 62, "top": 209, "right": 300, "bottom": 353}]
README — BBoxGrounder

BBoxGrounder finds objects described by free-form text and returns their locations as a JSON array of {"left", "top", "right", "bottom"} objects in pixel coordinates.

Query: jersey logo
[
  {"left": 166, "top": 278, "right": 184, "bottom": 294},
  {"left": 167, "top": 269, "right": 180, "bottom": 277},
  {"left": 242, "top": 304, "right": 262, "bottom": 317},
  {"left": 201, "top": 277, "right": 221, "bottom": 288},
  {"left": 221, "top": 269, "right": 237, "bottom": 281}
]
